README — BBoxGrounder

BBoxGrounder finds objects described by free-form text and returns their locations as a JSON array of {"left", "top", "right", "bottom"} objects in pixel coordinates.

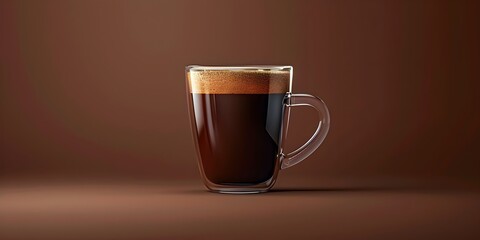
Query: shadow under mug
[{"left": 186, "top": 65, "right": 330, "bottom": 194}]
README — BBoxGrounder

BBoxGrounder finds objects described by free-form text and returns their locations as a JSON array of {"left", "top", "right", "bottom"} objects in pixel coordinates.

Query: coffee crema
[{"left": 187, "top": 70, "right": 291, "bottom": 94}]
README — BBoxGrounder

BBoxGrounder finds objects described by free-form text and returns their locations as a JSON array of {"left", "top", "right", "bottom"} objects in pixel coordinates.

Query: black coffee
[
  {"left": 187, "top": 69, "right": 290, "bottom": 186},
  {"left": 191, "top": 93, "right": 285, "bottom": 185}
]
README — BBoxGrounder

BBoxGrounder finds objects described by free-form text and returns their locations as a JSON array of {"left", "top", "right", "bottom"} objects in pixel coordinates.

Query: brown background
[
  {"left": 1, "top": 0, "right": 479, "bottom": 186},
  {"left": 1, "top": 1, "right": 480, "bottom": 240}
]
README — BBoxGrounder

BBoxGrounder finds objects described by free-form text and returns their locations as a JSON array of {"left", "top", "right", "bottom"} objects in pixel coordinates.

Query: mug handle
[{"left": 280, "top": 93, "right": 331, "bottom": 169}]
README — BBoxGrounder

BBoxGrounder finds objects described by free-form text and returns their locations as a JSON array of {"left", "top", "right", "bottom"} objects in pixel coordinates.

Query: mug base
[
  {"left": 203, "top": 180, "right": 276, "bottom": 194},
  {"left": 200, "top": 167, "right": 279, "bottom": 194},
  {"left": 215, "top": 190, "right": 267, "bottom": 194}
]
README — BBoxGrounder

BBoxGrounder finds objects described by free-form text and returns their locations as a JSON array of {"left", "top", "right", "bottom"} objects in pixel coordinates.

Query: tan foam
[{"left": 187, "top": 70, "right": 291, "bottom": 94}]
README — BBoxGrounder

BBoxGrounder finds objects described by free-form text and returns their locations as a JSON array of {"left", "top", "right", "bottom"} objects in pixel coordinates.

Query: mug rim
[{"left": 186, "top": 65, "right": 292, "bottom": 72}]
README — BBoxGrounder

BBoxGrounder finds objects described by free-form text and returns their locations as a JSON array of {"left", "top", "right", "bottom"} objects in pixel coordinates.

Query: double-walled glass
[{"left": 186, "top": 65, "right": 330, "bottom": 193}]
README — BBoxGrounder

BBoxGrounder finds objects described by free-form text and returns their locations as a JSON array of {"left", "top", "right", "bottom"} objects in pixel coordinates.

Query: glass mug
[{"left": 186, "top": 65, "right": 330, "bottom": 193}]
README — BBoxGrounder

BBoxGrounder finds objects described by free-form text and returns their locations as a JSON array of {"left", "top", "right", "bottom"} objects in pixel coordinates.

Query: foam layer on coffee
[{"left": 188, "top": 70, "right": 291, "bottom": 94}]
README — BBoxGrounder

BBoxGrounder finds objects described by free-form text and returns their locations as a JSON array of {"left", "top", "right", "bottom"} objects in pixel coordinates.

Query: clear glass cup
[{"left": 186, "top": 65, "right": 330, "bottom": 194}]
